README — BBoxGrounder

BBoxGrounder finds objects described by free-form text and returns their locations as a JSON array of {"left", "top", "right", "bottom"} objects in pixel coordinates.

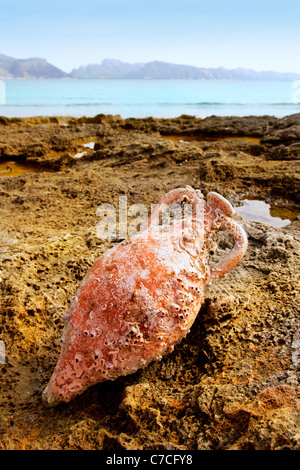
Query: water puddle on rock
[
  {"left": 74, "top": 141, "right": 95, "bottom": 159},
  {"left": 0, "top": 140, "right": 97, "bottom": 176},
  {"left": 0, "top": 160, "right": 44, "bottom": 178},
  {"left": 162, "top": 134, "right": 261, "bottom": 144},
  {"left": 236, "top": 199, "right": 299, "bottom": 228}
]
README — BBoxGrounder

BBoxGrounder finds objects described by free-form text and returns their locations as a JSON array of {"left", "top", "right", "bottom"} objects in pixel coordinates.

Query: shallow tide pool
[
  {"left": 0, "top": 160, "right": 43, "bottom": 177},
  {"left": 236, "top": 198, "right": 298, "bottom": 228}
]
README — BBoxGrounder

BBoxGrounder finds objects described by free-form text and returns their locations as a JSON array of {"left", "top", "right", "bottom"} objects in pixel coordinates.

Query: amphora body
[{"left": 43, "top": 187, "right": 247, "bottom": 405}]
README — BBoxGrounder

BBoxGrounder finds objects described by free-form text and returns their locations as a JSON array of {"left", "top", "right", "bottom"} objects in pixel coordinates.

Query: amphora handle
[
  {"left": 140, "top": 186, "right": 203, "bottom": 232},
  {"left": 206, "top": 192, "right": 248, "bottom": 282}
]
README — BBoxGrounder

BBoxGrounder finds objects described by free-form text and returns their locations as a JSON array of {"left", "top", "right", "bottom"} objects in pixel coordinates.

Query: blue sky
[{"left": 1, "top": 0, "right": 299, "bottom": 73}]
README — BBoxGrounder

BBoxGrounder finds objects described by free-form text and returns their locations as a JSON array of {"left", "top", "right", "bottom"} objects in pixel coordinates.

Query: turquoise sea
[{"left": 0, "top": 78, "right": 299, "bottom": 118}]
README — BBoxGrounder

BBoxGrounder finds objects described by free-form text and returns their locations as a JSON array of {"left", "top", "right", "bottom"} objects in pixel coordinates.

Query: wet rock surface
[{"left": 0, "top": 114, "right": 299, "bottom": 449}]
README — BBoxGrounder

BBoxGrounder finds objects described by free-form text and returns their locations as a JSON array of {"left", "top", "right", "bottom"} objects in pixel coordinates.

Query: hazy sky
[{"left": 1, "top": 0, "right": 299, "bottom": 73}]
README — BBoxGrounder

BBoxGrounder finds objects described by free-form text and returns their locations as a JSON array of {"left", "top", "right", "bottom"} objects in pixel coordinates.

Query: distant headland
[{"left": 1, "top": 53, "right": 300, "bottom": 80}]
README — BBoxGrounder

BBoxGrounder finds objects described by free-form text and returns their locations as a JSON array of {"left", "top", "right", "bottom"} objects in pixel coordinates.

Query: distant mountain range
[
  {"left": 70, "top": 59, "right": 145, "bottom": 79},
  {"left": 1, "top": 53, "right": 300, "bottom": 80},
  {"left": 72, "top": 59, "right": 300, "bottom": 81},
  {"left": 0, "top": 53, "right": 68, "bottom": 79}
]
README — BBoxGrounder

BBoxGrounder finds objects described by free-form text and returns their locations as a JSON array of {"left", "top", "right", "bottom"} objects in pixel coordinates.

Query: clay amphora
[{"left": 42, "top": 187, "right": 247, "bottom": 405}]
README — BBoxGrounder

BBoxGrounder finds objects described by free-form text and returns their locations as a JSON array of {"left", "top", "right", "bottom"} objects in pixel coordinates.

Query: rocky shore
[{"left": 0, "top": 113, "right": 299, "bottom": 450}]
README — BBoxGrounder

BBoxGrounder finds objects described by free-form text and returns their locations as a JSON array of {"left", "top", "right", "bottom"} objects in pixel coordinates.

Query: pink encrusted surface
[{"left": 42, "top": 187, "right": 247, "bottom": 405}]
